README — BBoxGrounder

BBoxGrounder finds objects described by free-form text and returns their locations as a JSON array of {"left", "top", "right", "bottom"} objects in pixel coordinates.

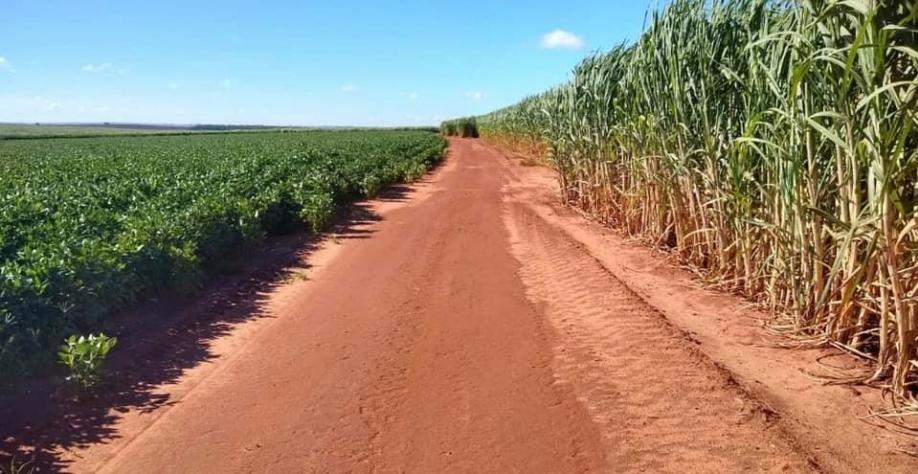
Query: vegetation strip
[
  {"left": 465, "top": 0, "right": 917, "bottom": 409},
  {"left": 0, "top": 130, "right": 446, "bottom": 383}
]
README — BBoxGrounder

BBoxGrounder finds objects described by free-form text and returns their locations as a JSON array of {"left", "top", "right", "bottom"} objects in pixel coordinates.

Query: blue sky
[{"left": 0, "top": 1, "right": 651, "bottom": 126}]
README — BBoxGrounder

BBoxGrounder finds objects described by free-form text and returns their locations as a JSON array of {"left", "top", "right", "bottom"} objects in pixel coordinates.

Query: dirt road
[{"left": 6, "top": 138, "right": 915, "bottom": 473}]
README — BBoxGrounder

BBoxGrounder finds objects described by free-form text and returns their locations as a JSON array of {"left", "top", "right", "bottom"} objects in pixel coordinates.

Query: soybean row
[{"left": 0, "top": 130, "right": 446, "bottom": 382}]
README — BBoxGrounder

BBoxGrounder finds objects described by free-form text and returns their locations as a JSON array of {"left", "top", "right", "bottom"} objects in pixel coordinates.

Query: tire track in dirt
[
  {"left": 338, "top": 141, "right": 608, "bottom": 473},
  {"left": 55, "top": 138, "right": 612, "bottom": 474},
  {"left": 6, "top": 138, "right": 842, "bottom": 473},
  {"left": 503, "top": 194, "right": 816, "bottom": 473},
  {"left": 491, "top": 137, "right": 918, "bottom": 473}
]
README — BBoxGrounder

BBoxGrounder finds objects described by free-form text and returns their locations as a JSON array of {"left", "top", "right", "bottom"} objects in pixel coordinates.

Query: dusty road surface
[{"left": 5, "top": 138, "right": 916, "bottom": 473}]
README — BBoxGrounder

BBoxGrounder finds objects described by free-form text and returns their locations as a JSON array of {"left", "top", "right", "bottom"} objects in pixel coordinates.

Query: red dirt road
[{"left": 7, "top": 138, "right": 916, "bottom": 473}]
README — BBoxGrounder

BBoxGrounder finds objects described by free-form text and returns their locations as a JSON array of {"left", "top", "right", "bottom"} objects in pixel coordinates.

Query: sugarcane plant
[{"left": 473, "top": 0, "right": 918, "bottom": 410}]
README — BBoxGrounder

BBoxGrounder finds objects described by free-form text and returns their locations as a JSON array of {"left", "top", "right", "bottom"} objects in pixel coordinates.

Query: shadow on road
[{"left": 0, "top": 182, "right": 420, "bottom": 472}]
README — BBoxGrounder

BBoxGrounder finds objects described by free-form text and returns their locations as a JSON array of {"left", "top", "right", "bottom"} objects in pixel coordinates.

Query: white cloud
[
  {"left": 464, "top": 91, "right": 483, "bottom": 101},
  {"left": 81, "top": 63, "right": 112, "bottom": 73},
  {"left": 340, "top": 84, "right": 358, "bottom": 93},
  {"left": 539, "top": 29, "right": 585, "bottom": 49}
]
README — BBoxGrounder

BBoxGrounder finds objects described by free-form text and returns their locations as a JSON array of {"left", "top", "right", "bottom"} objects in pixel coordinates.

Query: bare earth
[{"left": 4, "top": 138, "right": 917, "bottom": 473}]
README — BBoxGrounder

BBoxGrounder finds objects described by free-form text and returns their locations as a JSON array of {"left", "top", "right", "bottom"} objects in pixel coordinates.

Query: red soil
[{"left": 2, "top": 138, "right": 915, "bottom": 473}]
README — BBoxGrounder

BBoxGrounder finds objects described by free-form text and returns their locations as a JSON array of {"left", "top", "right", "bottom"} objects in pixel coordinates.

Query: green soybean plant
[
  {"left": 58, "top": 333, "right": 118, "bottom": 388},
  {"left": 0, "top": 130, "right": 446, "bottom": 384}
]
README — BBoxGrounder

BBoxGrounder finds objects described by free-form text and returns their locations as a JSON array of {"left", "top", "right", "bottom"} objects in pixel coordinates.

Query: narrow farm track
[{"left": 12, "top": 138, "right": 915, "bottom": 473}]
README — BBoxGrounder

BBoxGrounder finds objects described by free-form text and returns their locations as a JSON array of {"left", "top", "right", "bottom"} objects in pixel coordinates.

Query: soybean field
[{"left": 0, "top": 130, "right": 445, "bottom": 381}]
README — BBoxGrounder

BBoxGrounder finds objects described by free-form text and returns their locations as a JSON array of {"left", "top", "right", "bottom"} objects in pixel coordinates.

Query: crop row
[
  {"left": 474, "top": 0, "right": 917, "bottom": 402},
  {"left": 440, "top": 118, "right": 479, "bottom": 138},
  {"left": 0, "top": 130, "right": 446, "bottom": 382}
]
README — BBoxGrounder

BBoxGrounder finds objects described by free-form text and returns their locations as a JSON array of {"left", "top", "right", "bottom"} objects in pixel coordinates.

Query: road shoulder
[{"left": 492, "top": 140, "right": 918, "bottom": 474}]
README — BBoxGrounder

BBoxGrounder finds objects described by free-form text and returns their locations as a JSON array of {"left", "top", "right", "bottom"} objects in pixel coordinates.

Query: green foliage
[
  {"left": 440, "top": 117, "right": 478, "bottom": 138},
  {"left": 441, "top": 121, "right": 458, "bottom": 136},
  {"left": 0, "top": 130, "right": 446, "bottom": 383},
  {"left": 477, "top": 0, "right": 918, "bottom": 397},
  {"left": 0, "top": 124, "right": 163, "bottom": 139},
  {"left": 58, "top": 333, "right": 118, "bottom": 388}
]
